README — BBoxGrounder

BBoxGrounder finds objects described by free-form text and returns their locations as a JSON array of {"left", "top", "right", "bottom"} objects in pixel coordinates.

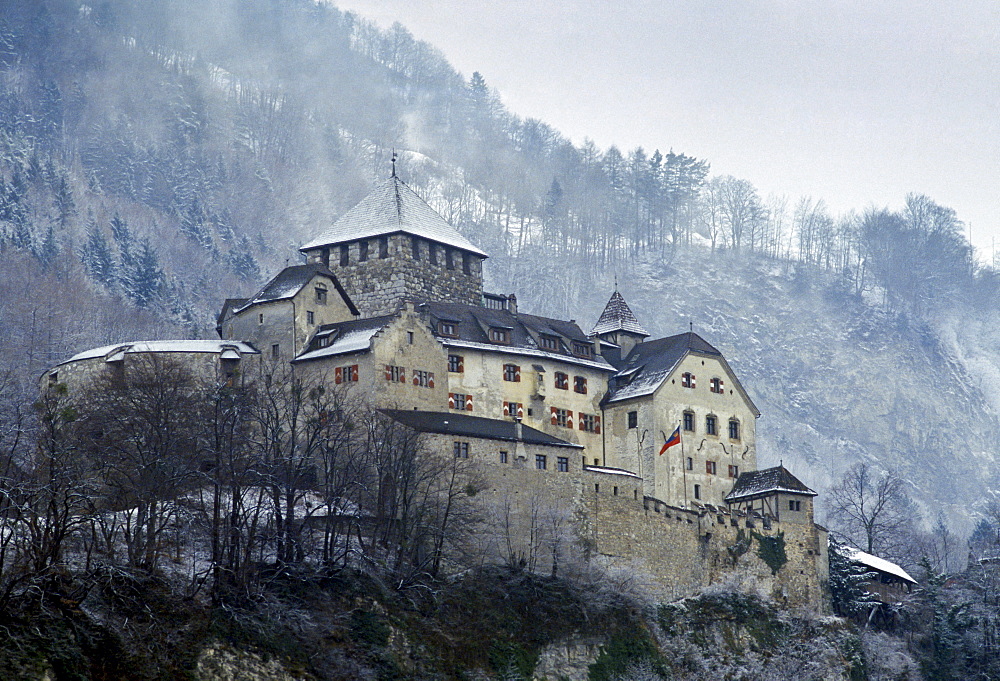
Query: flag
[{"left": 659, "top": 426, "right": 681, "bottom": 455}]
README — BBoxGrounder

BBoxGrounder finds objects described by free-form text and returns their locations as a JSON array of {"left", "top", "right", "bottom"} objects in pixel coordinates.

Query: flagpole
[{"left": 680, "top": 425, "right": 688, "bottom": 508}]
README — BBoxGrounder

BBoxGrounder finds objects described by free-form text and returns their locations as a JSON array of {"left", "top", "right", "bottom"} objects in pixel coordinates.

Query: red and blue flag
[{"left": 659, "top": 426, "right": 681, "bottom": 455}]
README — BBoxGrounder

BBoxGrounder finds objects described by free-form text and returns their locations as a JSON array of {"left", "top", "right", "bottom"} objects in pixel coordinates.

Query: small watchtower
[
  {"left": 590, "top": 290, "right": 649, "bottom": 359},
  {"left": 299, "top": 176, "right": 488, "bottom": 317}
]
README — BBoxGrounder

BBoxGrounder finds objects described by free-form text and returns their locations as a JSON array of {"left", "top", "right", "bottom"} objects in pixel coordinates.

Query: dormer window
[
  {"left": 710, "top": 377, "right": 724, "bottom": 394},
  {"left": 540, "top": 335, "right": 560, "bottom": 351},
  {"left": 438, "top": 321, "right": 458, "bottom": 337},
  {"left": 315, "top": 286, "right": 328, "bottom": 304},
  {"left": 572, "top": 342, "right": 593, "bottom": 358},
  {"left": 490, "top": 328, "right": 510, "bottom": 344},
  {"left": 681, "top": 372, "right": 696, "bottom": 389}
]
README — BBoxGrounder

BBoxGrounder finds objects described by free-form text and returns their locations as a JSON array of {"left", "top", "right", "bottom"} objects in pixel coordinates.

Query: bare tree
[{"left": 828, "top": 462, "right": 917, "bottom": 562}]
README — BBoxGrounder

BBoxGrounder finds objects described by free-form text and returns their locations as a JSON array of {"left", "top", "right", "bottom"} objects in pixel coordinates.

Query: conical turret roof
[
  {"left": 300, "top": 176, "right": 488, "bottom": 257},
  {"left": 591, "top": 291, "right": 649, "bottom": 337}
]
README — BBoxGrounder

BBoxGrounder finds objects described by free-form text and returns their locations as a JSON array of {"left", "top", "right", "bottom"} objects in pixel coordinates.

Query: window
[
  {"left": 449, "top": 393, "right": 473, "bottom": 411},
  {"left": 554, "top": 372, "right": 569, "bottom": 390},
  {"left": 411, "top": 236, "right": 421, "bottom": 260},
  {"left": 315, "top": 286, "right": 327, "bottom": 304},
  {"left": 259, "top": 313, "right": 264, "bottom": 324},
  {"left": 613, "top": 486, "right": 619, "bottom": 496},
  {"left": 574, "top": 376, "right": 588, "bottom": 394},
  {"left": 705, "top": 414, "right": 717, "bottom": 436},
  {"left": 462, "top": 253, "right": 472, "bottom": 275},
  {"left": 48, "top": 371, "right": 58, "bottom": 385},
  {"left": 359, "top": 240, "right": 368, "bottom": 262},
  {"left": 503, "top": 363, "right": 521, "bottom": 382},
  {"left": 706, "top": 461, "right": 717, "bottom": 475},
  {"left": 385, "top": 365, "right": 405, "bottom": 382},
  {"left": 557, "top": 456, "right": 569, "bottom": 472},
  {"left": 307, "top": 311, "right": 314, "bottom": 325},
  {"left": 412, "top": 370, "right": 434, "bottom": 388},
  {"left": 550, "top": 407, "right": 572, "bottom": 428},
  {"left": 572, "top": 342, "right": 593, "bottom": 358},
  {"left": 540, "top": 335, "right": 561, "bottom": 351},
  {"left": 729, "top": 419, "right": 740, "bottom": 440},
  {"left": 579, "top": 413, "right": 601, "bottom": 433},
  {"left": 789, "top": 499, "right": 802, "bottom": 512},
  {"left": 334, "top": 365, "right": 359, "bottom": 384},
  {"left": 683, "top": 411, "right": 695, "bottom": 432},
  {"left": 710, "top": 377, "right": 724, "bottom": 394},
  {"left": 407, "top": 331, "right": 414, "bottom": 345},
  {"left": 379, "top": 236, "right": 389, "bottom": 258},
  {"left": 428, "top": 243, "right": 437, "bottom": 265},
  {"left": 686, "top": 457, "right": 693, "bottom": 471},
  {"left": 681, "top": 372, "right": 696, "bottom": 389},
  {"left": 490, "top": 328, "right": 510, "bottom": 344},
  {"left": 439, "top": 321, "right": 457, "bottom": 337},
  {"left": 340, "top": 244, "right": 349, "bottom": 266},
  {"left": 500, "top": 450, "right": 508, "bottom": 464},
  {"left": 271, "top": 344, "right": 279, "bottom": 359},
  {"left": 535, "top": 454, "right": 547, "bottom": 470},
  {"left": 446, "top": 248, "right": 454, "bottom": 270},
  {"left": 728, "top": 464, "right": 740, "bottom": 478},
  {"left": 454, "top": 442, "right": 469, "bottom": 459},
  {"left": 448, "top": 354, "right": 464, "bottom": 372},
  {"left": 693, "top": 484, "right": 701, "bottom": 500},
  {"left": 503, "top": 401, "right": 524, "bottom": 419},
  {"left": 627, "top": 411, "right": 638, "bottom": 429}
]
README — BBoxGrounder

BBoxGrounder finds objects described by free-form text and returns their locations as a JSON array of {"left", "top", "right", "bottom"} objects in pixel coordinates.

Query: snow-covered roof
[
  {"left": 234, "top": 264, "right": 358, "bottom": 316},
  {"left": 300, "top": 176, "right": 488, "bottom": 257},
  {"left": 838, "top": 545, "right": 917, "bottom": 584},
  {"left": 591, "top": 291, "right": 649, "bottom": 337},
  {"left": 583, "top": 465, "right": 642, "bottom": 479},
  {"left": 293, "top": 316, "right": 394, "bottom": 362},
  {"left": 725, "top": 465, "right": 817, "bottom": 502},
  {"left": 58, "top": 340, "right": 258, "bottom": 366}
]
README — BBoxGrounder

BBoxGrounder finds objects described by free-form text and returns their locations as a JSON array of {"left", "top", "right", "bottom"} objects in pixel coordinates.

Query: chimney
[{"left": 507, "top": 294, "right": 517, "bottom": 315}]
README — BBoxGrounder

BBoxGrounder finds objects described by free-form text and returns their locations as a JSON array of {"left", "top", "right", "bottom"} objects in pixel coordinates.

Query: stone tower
[
  {"left": 299, "top": 177, "right": 488, "bottom": 316},
  {"left": 590, "top": 290, "right": 649, "bottom": 357}
]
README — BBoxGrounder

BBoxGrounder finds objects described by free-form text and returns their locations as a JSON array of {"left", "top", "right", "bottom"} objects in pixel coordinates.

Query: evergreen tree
[
  {"left": 123, "top": 238, "right": 163, "bottom": 307},
  {"left": 828, "top": 542, "right": 880, "bottom": 618},
  {"left": 227, "top": 236, "right": 260, "bottom": 281},
  {"left": 80, "top": 219, "right": 115, "bottom": 285}
]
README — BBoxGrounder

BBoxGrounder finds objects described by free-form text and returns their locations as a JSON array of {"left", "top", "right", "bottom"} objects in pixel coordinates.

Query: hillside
[{"left": 0, "top": 0, "right": 997, "bottom": 546}]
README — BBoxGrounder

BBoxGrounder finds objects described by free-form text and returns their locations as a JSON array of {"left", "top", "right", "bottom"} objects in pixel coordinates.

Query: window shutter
[
  {"left": 582, "top": 378, "right": 587, "bottom": 394},
  {"left": 567, "top": 410, "right": 574, "bottom": 429},
  {"left": 595, "top": 415, "right": 601, "bottom": 434},
  {"left": 516, "top": 404, "right": 524, "bottom": 419},
  {"left": 413, "top": 373, "right": 419, "bottom": 386},
  {"left": 551, "top": 407, "right": 558, "bottom": 426},
  {"left": 514, "top": 365, "right": 521, "bottom": 382},
  {"left": 400, "top": 369, "right": 406, "bottom": 383},
  {"left": 351, "top": 365, "right": 359, "bottom": 382},
  {"left": 449, "top": 393, "right": 456, "bottom": 409},
  {"left": 466, "top": 395, "right": 473, "bottom": 411},
  {"left": 428, "top": 372, "right": 434, "bottom": 389},
  {"left": 335, "top": 367, "right": 343, "bottom": 384},
  {"left": 385, "top": 365, "right": 392, "bottom": 381},
  {"left": 458, "top": 356, "right": 464, "bottom": 372},
  {"left": 503, "top": 401, "right": 509, "bottom": 416},
  {"left": 691, "top": 374, "right": 696, "bottom": 389}
]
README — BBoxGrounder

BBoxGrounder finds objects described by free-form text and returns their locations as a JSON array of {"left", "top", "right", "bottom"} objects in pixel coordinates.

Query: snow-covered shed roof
[
  {"left": 381, "top": 409, "right": 583, "bottom": 449},
  {"left": 299, "top": 176, "right": 488, "bottom": 257},
  {"left": 837, "top": 545, "right": 917, "bottom": 584},
  {"left": 292, "top": 315, "right": 395, "bottom": 362},
  {"left": 725, "top": 465, "right": 817, "bottom": 503},
  {"left": 234, "top": 264, "right": 358, "bottom": 316},
  {"left": 58, "top": 340, "right": 259, "bottom": 367},
  {"left": 419, "top": 301, "right": 615, "bottom": 372},
  {"left": 590, "top": 291, "right": 649, "bottom": 337}
]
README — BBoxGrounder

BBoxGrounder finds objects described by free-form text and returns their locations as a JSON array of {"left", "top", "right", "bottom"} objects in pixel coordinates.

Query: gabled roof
[
  {"left": 293, "top": 315, "right": 395, "bottom": 362},
  {"left": 380, "top": 409, "right": 584, "bottom": 449},
  {"left": 235, "top": 264, "right": 358, "bottom": 316},
  {"left": 603, "top": 331, "right": 759, "bottom": 409},
  {"left": 217, "top": 298, "right": 248, "bottom": 327},
  {"left": 725, "top": 465, "right": 817, "bottom": 503},
  {"left": 591, "top": 291, "right": 649, "bottom": 337},
  {"left": 835, "top": 545, "right": 917, "bottom": 584},
  {"left": 419, "top": 301, "right": 615, "bottom": 372},
  {"left": 299, "top": 177, "right": 488, "bottom": 257},
  {"left": 58, "top": 340, "right": 259, "bottom": 367}
]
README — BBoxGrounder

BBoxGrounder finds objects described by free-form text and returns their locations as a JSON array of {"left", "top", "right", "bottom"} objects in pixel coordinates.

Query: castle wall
[
  {"left": 305, "top": 235, "right": 484, "bottom": 316},
  {"left": 604, "top": 352, "right": 759, "bottom": 507}
]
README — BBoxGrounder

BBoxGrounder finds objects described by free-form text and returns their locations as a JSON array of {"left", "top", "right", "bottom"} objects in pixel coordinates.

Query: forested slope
[{"left": 1, "top": 0, "right": 998, "bottom": 535}]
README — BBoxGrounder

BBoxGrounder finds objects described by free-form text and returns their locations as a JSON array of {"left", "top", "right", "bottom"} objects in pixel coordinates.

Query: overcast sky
[{"left": 335, "top": 0, "right": 1000, "bottom": 258}]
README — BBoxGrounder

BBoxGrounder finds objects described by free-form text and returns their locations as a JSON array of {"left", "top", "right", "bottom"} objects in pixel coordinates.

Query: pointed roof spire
[
  {"left": 391, "top": 148, "right": 397, "bottom": 177},
  {"left": 590, "top": 290, "right": 649, "bottom": 337}
]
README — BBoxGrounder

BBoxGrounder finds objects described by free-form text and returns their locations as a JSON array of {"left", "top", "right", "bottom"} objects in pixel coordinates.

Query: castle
[{"left": 47, "top": 175, "right": 830, "bottom": 607}]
